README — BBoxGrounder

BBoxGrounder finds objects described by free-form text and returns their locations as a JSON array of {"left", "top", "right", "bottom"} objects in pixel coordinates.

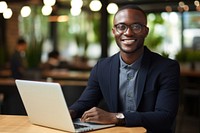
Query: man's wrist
[{"left": 115, "top": 113, "right": 125, "bottom": 126}]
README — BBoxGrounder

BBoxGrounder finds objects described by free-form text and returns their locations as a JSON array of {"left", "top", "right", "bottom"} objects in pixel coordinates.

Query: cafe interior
[{"left": 0, "top": 0, "right": 200, "bottom": 132}]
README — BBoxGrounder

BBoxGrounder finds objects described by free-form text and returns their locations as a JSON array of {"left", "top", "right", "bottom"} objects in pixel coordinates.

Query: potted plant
[{"left": 175, "top": 50, "right": 191, "bottom": 71}]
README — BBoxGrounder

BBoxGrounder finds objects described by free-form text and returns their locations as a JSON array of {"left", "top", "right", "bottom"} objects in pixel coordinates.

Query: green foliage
[
  {"left": 175, "top": 50, "right": 200, "bottom": 62},
  {"left": 19, "top": 5, "right": 46, "bottom": 69},
  {"left": 26, "top": 38, "right": 43, "bottom": 68},
  {"left": 74, "top": 32, "right": 89, "bottom": 57},
  {"left": 175, "top": 50, "right": 188, "bottom": 62},
  {"left": 161, "top": 51, "right": 169, "bottom": 58},
  {"left": 145, "top": 13, "right": 164, "bottom": 50},
  {"left": 93, "top": 14, "right": 101, "bottom": 43}
]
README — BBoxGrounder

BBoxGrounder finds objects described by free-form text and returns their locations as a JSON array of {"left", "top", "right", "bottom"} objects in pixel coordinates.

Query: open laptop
[{"left": 15, "top": 79, "right": 115, "bottom": 133}]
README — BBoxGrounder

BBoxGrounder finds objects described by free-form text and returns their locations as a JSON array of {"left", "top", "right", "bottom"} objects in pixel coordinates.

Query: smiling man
[{"left": 69, "top": 5, "right": 180, "bottom": 133}]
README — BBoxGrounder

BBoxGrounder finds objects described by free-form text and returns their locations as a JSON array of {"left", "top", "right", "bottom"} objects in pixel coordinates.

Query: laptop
[{"left": 15, "top": 79, "right": 115, "bottom": 133}]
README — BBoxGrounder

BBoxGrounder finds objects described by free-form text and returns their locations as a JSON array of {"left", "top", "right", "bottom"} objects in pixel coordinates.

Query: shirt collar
[{"left": 119, "top": 54, "right": 143, "bottom": 70}]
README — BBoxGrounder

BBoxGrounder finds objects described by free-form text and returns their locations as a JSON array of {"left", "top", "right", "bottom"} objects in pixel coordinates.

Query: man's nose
[{"left": 124, "top": 27, "right": 135, "bottom": 35}]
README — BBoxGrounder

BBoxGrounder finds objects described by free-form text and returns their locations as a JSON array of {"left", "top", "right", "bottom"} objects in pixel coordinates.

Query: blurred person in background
[
  {"left": 42, "top": 50, "right": 60, "bottom": 70},
  {"left": 41, "top": 50, "right": 69, "bottom": 70},
  {"left": 10, "top": 38, "right": 27, "bottom": 79}
]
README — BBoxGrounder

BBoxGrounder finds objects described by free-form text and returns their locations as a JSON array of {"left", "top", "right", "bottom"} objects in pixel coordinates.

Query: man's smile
[{"left": 121, "top": 39, "right": 136, "bottom": 45}]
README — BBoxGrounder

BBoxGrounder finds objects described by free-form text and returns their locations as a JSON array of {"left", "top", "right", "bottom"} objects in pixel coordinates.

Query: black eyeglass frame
[{"left": 114, "top": 23, "right": 147, "bottom": 34}]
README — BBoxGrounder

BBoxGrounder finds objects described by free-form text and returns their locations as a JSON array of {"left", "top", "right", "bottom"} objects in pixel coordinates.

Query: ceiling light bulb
[
  {"left": 71, "top": 0, "right": 83, "bottom": 9},
  {"left": 89, "top": 0, "right": 102, "bottom": 12},
  {"left": 107, "top": 3, "right": 118, "bottom": 14},
  {"left": 21, "top": 6, "right": 31, "bottom": 17},
  {"left": 70, "top": 7, "right": 81, "bottom": 16},
  {"left": 3, "top": 8, "right": 12, "bottom": 19},
  {"left": 42, "top": 5, "right": 52, "bottom": 16},
  {"left": 0, "top": 1, "right": 8, "bottom": 13},
  {"left": 43, "top": 0, "right": 56, "bottom": 6}
]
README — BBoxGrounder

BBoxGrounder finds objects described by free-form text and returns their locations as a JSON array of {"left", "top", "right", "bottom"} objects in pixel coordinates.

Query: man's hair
[
  {"left": 48, "top": 50, "right": 59, "bottom": 58},
  {"left": 17, "top": 38, "right": 26, "bottom": 45},
  {"left": 114, "top": 5, "right": 147, "bottom": 20}
]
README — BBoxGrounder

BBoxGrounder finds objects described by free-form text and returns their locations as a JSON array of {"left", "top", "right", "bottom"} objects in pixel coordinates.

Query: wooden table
[{"left": 0, "top": 115, "right": 146, "bottom": 133}]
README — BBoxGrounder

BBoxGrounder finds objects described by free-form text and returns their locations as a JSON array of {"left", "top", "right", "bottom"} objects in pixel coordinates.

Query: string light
[
  {"left": 89, "top": 0, "right": 102, "bottom": 12},
  {"left": 107, "top": 3, "right": 118, "bottom": 14},
  {"left": 70, "top": 0, "right": 83, "bottom": 16},
  {"left": 71, "top": 0, "right": 83, "bottom": 9},
  {"left": 42, "top": 5, "right": 52, "bottom": 16},
  {"left": 21, "top": 6, "right": 31, "bottom": 17},
  {"left": 43, "top": 0, "right": 56, "bottom": 6},
  {"left": 3, "top": 8, "right": 12, "bottom": 19},
  {"left": 70, "top": 7, "right": 81, "bottom": 16},
  {"left": 0, "top": 1, "right": 8, "bottom": 13}
]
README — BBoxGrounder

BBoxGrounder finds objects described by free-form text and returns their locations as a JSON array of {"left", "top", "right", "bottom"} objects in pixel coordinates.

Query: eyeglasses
[{"left": 114, "top": 23, "right": 147, "bottom": 34}]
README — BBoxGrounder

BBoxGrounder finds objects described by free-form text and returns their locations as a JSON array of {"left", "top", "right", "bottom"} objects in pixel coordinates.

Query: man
[
  {"left": 69, "top": 5, "right": 180, "bottom": 133},
  {"left": 10, "top": 38, "right": 27, "bottom": 79}
]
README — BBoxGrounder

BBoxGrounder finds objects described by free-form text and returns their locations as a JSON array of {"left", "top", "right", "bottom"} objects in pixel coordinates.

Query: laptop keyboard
[{"left": 74, "top": 124, "right": 89, "bottom": 129}]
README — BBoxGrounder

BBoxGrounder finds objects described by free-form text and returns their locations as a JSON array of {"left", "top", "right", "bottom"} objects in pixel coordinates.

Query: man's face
[
  {"left": 112, "top": 9, "right": 149, "bottom": 54},
  {"left": 18, "top": 43, "right": 27, "bottom": 52}
]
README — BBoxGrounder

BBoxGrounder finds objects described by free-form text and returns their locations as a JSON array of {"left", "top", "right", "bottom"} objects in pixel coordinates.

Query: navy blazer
[{"left": 70, "top": 46, "right": 180, "bottom": 133}]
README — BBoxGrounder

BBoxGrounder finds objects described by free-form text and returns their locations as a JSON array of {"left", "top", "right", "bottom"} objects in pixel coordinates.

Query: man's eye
[
  {"left": 132, "top": 24, "right": 141, "bottom": 30},
  {"left": 118, "top": 25, "right": 126, "bottom": 30}
]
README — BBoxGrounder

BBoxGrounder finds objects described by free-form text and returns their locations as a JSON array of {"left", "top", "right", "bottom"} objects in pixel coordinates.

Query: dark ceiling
[
  {"left": 109, "top": 0, "right": 196, "bottom": 12},
  {"left": 4, "top": 0, "right": 194, "bottom": 3},
  {"left": 4, "top": 0, "right": 198, "bottom": 12}
]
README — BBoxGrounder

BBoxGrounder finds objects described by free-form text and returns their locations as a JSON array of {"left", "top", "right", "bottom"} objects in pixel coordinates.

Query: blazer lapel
[
  {"left": 136, "top": 47, "right": 151, "bottom": 109},
  {"left": 109, "top": 53, "right": 120, "bottom": 112}
]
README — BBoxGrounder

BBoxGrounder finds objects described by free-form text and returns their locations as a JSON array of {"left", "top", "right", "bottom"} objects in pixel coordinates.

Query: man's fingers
[{"left": 80, "top": 107, "right": 101, "bottom": 122}]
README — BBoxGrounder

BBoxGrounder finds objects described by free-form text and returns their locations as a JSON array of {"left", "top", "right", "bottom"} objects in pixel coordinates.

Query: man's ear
[
  {"left": 145, "top": 27, "right": 149, "bottom": 37},
  {"left": 112, "top": 27, "right": 115, "bottom": 35}
]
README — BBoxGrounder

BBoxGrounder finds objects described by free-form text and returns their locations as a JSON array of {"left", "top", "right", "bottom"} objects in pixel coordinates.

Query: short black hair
[
  {"left": 114, "top": 4, "right": 147, "bottom": 20},
  {"left": 48, "top": 50, "right": 59, "bottom": 58},
  {"left": 17, "top": 38, "right": 26, "bottom": 45}
]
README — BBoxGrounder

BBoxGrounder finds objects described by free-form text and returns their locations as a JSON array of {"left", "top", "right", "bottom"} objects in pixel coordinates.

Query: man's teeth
[{"left": 123, "top": 40, "right": 135, "bottom": 43}]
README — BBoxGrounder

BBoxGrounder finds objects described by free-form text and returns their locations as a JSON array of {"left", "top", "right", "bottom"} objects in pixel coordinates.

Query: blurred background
[{"left": 0, "top": 0, "right": 200, "bottom": 133}]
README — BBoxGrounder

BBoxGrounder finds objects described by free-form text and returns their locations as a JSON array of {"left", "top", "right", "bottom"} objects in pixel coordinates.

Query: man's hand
[{"left": 80, "top": 107, "right": 118, "bottom": 124}]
